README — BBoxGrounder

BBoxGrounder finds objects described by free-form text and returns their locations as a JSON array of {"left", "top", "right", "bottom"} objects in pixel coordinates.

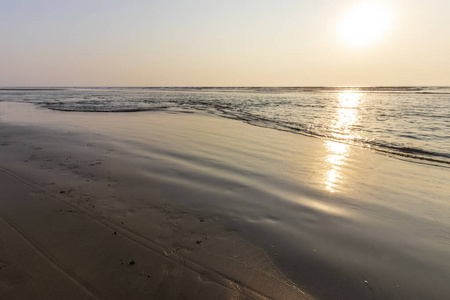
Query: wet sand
[
  {"left": 0, "top": 102, "right": 449, "bottom": 299},
  {"left": 0, "top": 103, "right": 311, "bottom": 299}
]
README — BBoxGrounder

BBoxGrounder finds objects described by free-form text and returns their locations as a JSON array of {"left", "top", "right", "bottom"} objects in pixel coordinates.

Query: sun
[{"left": 338, "top": 2, "right": 393, "bottom": 47}]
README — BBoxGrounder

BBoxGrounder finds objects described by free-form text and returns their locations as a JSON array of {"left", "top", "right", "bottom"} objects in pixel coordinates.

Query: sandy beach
[{"left": 0, "top": 102, "right": 449, "bottom": 299}]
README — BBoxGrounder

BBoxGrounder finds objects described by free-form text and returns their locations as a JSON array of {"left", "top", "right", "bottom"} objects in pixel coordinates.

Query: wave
[
  {"left": 37, "top": 99, "right": 450, "bottom": 166},
  {"left": 239, "top": 116, "right": 450, "bottom": 167},
  {"left": 2, "top": 87, "right": 449, "bottom": 167},
  {"left": 43, "top": 105, "right": 171, "bottom": 113}
]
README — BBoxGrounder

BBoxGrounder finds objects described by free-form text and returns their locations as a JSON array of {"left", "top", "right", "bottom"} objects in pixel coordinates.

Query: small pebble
[
  {"left": 364, "top": 280, "right": 369, "bottom": 284},
  {"left": 113, "top": 232, "right": 117, "bottom": 235},
  {"left": 129, "top": 260, "right": 135, "bottom": 265},
  {"left": 60, "top": 191, "right": 65, "bottom": 194}
]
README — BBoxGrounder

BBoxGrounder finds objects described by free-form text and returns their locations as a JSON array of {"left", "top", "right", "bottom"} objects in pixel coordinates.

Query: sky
[{"left": 1, "top": 0, "right": 449, "bottom": 86}]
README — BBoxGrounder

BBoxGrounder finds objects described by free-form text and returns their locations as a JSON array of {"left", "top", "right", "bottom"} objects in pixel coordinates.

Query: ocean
[
  {"left": 0, "top": 87, "right": 449, "bottom": 299},
  {"left": 1, "top": 86, "right": 449, "bottom": 166}
]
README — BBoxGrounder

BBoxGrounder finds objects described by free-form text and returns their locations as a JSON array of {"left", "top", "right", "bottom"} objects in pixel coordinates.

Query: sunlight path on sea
[{"left": 323, "top": 91, "right": 362, "bottom": 193}]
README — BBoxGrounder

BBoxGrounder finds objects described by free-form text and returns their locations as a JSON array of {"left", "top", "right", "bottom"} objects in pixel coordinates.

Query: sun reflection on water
[
  {"left": 324, "top": 92, "right": 362, "bottom": 192},
  {"left": 332, "top": 92, "right": 362, "bottom": 140}
]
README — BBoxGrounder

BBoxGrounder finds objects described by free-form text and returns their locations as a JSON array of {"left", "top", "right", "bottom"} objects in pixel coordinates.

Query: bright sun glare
[{"left": 338, "top": 2, "right": 393, "bottom": 47}]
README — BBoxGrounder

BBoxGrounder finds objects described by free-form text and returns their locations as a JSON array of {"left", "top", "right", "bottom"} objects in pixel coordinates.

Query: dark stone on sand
[
  {"left": 59, "top": 190, "right": 65, "bottom": 194},
  {"left": 129, "top": 260, "right": 135, "bottom": 265}
]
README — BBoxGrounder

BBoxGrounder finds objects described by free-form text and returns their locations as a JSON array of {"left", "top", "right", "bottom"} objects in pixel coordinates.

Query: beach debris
[
  {"left": 196, "top": 240, "right": 202, "bottom": 245},
  {"left": 364, "top": 280, "right": 369, "bottom": 284},
  {"left": 140, "top": 272, "right": 152, "bottom": 278},
  {"left": 129, "top": 260, "right": 135, "bottom": 265}
]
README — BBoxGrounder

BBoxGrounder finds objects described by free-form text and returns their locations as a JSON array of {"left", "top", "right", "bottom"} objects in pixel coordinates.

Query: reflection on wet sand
[
  {"left": 325, "top": 140, "right": 349, "bottom": 192},
  {"left": 324, "top": 92, "right": 362, "bottom": 192}
]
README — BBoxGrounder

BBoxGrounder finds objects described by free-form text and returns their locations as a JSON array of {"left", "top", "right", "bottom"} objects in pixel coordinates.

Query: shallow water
[
  {"left": 0, "top": 94, "right": 449, "bottom": 299},
  {"left": 1, "top": 87, "right": 450, "bottom": 165}
]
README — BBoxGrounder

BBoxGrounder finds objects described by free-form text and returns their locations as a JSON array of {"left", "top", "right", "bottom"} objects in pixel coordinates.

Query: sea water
[{"left": 1, "top": 86, "right": 449, "bottom": 166}]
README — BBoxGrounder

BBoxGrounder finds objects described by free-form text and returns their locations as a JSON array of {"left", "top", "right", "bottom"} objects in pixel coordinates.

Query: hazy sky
[{"left": 1, "top": 0, "right": 449, "bottom": 86}]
